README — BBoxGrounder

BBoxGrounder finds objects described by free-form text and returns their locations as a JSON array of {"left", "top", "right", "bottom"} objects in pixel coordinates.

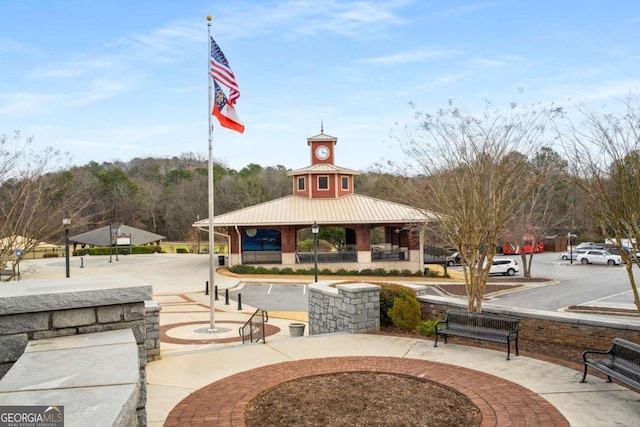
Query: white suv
[
  {"left": 489, "top": 258, "right": 519, "bottom": 276},
  {"left": 576, "top": 250, "right": 622, "bottom": 266}
]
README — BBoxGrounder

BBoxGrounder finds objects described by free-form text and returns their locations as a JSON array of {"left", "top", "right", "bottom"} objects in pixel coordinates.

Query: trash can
[
  {"left": 289, "top": 323, "right": 306, "bottom": 337},
  {"left": 218, "top": 255, "right": 225, "bottom": 266},
  {"left": 122, "top": 249, "right": 129, "bottom": 255},
  {"left": 424, "top": 267, "right": 430, "bottom": 276}
]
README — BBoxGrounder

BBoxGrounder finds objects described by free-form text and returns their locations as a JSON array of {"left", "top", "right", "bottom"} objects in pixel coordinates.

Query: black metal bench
[
  {"left": 581, "top": 338, "right": 640, "bottom": 392},
  {"left": 434, "top": 309, "right": 520, "bottom": 360},
  {"left": 0, "top": 269, "right": 20, "bottom": 281}
]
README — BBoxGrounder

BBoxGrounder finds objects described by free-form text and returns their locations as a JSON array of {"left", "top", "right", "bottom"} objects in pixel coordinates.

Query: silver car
[{"left": 576, "top": 249, "right": 622, "bottom": 266}]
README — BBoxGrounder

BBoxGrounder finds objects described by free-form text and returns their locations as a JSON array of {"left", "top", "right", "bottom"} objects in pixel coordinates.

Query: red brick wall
[{"left": 419, "top": 298, "right": 640, "bottom": 351}]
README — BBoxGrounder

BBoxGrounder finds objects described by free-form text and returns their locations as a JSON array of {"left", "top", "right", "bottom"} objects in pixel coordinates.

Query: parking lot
[{"left": 230, "top": 251, "right": 639, "bottom": 314}]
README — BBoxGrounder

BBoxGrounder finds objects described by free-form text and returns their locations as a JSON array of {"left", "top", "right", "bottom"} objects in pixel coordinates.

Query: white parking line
[
  {"left": 303, "top": 285, "right": 307, "bottom": 295},
  {"left": 267, "top": 284, "right": 273, "bottom": 294},
  {"left": 581, "top": 289, "right": 633, "bottom": 305}
]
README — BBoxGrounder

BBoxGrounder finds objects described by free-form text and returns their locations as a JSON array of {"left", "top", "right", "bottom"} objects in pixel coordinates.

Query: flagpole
[{"left": 207, "top": 16, "right": 216, "bottom": 330}]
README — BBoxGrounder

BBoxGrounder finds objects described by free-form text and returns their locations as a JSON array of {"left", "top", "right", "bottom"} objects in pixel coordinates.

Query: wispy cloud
[
  {"left": 68, "top": 79, "right": 130, "bottom": 107},
  {"left": 426, "top": 2, "right": 496, "bottom": 21},
  {"left": 467, "top": 56, "right": 525, "bottom": 69},
  {"left": 364, "top": 48, "right": 460, "bottom": 65},
  {"left": 0, "top": 38, "right": 31, "bottom": 54},
  {"left": 0, "top": 92, "right": 61, "bottom": 114},
  {"left": 34, "top": 58, "right": 120, "bottom": 80},
  {"left": 112, "top": 20, "right": 202, "bottom": 59},
  {"left": 212, "top": 0, "right": 410, "bottom": 40}
]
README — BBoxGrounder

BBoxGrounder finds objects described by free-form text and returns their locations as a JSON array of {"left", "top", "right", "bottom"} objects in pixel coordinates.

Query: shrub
[
  {"left": 388, "top": 294, "right": 422, "bottom": 332},
  {"left": 254, "top": 266, "right": 270, "bottom": 274},
  {"left": 230, "top": 265, "right": 256, "bottom": 274},
  {"left": 280, "top": 267, "right": 294, "bottom": 275},
  {"left": 176, "top": 248, "right": 188, "bottom": 253},
  {"left": 378, "top": 283, "right": 416, "bottom": 326},
  {"left": 372, "top": 268, "right": 387, "bottom": 276},
  {"left": 269, "top": 267, "right": 280, "bottom": 274},
  {"left": 418, "top": 319, "right": 440, "bottom": 337},
  {"left": 43, "top": 253, "right": 59, "bottom": 258}
]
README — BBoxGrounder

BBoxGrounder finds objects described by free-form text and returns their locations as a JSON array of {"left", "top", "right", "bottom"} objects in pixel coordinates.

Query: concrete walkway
[
  {"left": 16, "top": 255, "right": 640, "bottom": 426},
  {"left": 148, "top": 289, "right": 640, "bottom": 427}
]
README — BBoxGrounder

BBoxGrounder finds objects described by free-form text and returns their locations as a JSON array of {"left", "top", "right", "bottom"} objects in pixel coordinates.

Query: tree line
[{"left": 3, "top": 97, "right": 640, "bottom": 315}]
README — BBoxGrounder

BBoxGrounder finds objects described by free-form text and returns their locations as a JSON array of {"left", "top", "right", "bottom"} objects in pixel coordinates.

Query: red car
[{"left": 502, "top": 241, "right": 544, "bottom": 255}]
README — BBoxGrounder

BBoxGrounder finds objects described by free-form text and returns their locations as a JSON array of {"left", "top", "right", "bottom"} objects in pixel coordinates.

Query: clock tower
[
  {"left": 288, "top": 128, "right": 359, "bottom": 199},
  {"left": 308, "top": 132, "right": 336, "bottom": 165}
]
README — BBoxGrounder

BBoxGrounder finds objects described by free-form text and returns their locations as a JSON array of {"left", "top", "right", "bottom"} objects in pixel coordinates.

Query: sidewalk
[
  {"left": 147, "top": 269, "right": 640, "bottom": 427},
  {"left": 17, "top": 255, "right": 640, "bottom": 425}
]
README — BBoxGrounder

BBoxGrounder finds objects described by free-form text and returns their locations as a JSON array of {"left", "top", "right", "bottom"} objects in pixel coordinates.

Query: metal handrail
[{"left": 239, "top": 308, "right": 269, "bottom": 344}]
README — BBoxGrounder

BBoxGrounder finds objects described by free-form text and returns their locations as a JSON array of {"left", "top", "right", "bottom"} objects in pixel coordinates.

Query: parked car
[
  {"left": 446, "top": 252, "right": 462, "bottom": 266},
  {"left": 575, "top": 242, "right": 602, "bottom": 250},
  {"left": 488, "top": 258, "right": 519, "bottom": 276},
  {"left": 560, "top": 248, "right": 589, "bottom": 261},
  {"left": 501, "top": 241, "right": 545, "bottom": 255},
  {"left": 576, "top": 249, "right": 622, "bottom": 266}
]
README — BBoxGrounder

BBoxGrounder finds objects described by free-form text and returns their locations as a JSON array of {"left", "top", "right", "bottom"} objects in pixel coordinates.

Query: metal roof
[
  {"left": 287, "top": 163, "right": 360, "bottom": 176},
  {"left": 193, "top": 194, "right": 434, "bottom": 228},
  {"left": 69, "top": 225, "right": 165, "bottom": 246},
  {"left": 307, "top": 132, "right": 337, "bottom": 143}
]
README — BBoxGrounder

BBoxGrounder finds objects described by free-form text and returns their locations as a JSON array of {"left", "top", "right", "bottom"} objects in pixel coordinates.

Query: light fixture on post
[
  {"left": 108, "top": 223, "right": 113, "bottom": 263},
  {"left": 311, "top": 221, "right": 319, "bottom": 282},
  {"left": 113, "top": 222, "right": 122, "bottom": 261},
  {"left": 63, "top": 217, "right": 71, "bottom": 278}
]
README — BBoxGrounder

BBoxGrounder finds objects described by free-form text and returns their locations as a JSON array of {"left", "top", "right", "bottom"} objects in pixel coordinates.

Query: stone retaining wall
[
  {"left": 0, "top": 277, "right": 157, "bottom": 426},
  {"left": 308, "top": 282, "right": 380, "bottom": 334},
  {"left": 418, "top": 296, "right": 640, "bottom": 350},
  {"left": 0, "top": 329, "right": 141, "bottom": 427}
]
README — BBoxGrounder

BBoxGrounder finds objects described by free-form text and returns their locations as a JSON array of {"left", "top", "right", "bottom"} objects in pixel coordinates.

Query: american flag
[{"left": 210, "top": 37, "right": 239, "bottom": 105}]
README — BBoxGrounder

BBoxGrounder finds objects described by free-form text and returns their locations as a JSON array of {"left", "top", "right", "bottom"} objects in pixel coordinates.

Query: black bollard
[
  {"left": 237, "top": 293, "right": 242, "bottom": 310},
  {"left": 214, "top": 285, "right": 219, "bottom": 301},
  {"left": 225, "top": 288, "right": 230, "bottom": 305},
  {"left": 205, "top": 280, "right": 209, "bottom": 295},
  {"left": 80, "top": 257, "right": 84, "bottom": 268}
]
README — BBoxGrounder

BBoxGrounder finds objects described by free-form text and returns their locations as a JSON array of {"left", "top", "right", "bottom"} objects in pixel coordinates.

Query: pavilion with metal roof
[
  {"left": 69, "top": 224, "right": 165, "bottom": 248},
  {"left": 194, "top": 131, "right": 433, "bottom": 273}
]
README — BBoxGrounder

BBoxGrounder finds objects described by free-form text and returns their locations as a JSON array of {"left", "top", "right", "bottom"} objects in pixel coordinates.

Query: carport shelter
[{"left": 69, "top": 225, "right": 165, "bottom": 248}]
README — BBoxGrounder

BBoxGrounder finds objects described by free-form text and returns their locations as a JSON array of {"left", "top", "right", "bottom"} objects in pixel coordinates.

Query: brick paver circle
[
  {"left": 164, "top": 356, "right": 569, "bottom": 426},
  {"left": 160, "top": 320, "right": 281, "bottom": 345}
]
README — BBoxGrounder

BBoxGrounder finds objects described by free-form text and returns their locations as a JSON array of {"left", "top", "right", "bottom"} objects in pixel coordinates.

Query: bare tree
[
  {"left": 505, "top": 146, "right": 572, "bottom": 277},
  {"left": 0, "top": 132, "right": 96, "bottom": 279},
  {"left": 555, "top": 97, "right": 640, "bottom": 316},
  {"left": 394, "top": 102, "right": 549, "bottom": 312}
]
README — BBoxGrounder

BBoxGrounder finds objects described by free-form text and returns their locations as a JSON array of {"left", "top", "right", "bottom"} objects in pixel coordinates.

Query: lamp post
[
  {"left": 114, "top": 223, "right": 121, "bottom": 261},
  {"left": 109, "top": 223, "right": 113, "bottom": 263},
  {"left": 63, "top": 217, "right": 71, "bottom": 278},
  {"left": 311, "top": 221, "right": 319, "bottom": 282},
  {"left": 569, "top": 220, "right": 575, "bottom": 265}
]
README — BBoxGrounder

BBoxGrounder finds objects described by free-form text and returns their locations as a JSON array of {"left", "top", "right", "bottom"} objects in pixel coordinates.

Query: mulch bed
[{"left": 245, "top": 371, "right": 482, "bottom": 427}]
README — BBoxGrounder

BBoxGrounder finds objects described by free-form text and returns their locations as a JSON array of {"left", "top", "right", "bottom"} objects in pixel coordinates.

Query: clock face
[
  {"left": 315, "top": 145, "right": 330, "bottom": 160},
  {"left": 245, "top": 228, "right": 257, "bottom": 237}
]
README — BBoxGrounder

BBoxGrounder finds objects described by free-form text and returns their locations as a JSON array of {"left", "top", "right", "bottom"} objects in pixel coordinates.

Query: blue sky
[{"left": 1, "top": 1, "right": 640, "bottom": 172}]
